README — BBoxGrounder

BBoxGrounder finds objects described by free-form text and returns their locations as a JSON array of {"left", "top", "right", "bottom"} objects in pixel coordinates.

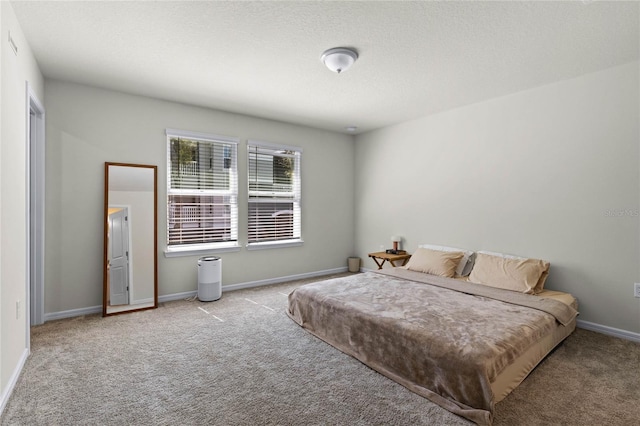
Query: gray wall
[
  {"left": 354, "top": 61, "right": 640, "bottom": 334},
  {"left": 44, "top": 80, "right": 355, "bottom": 314}
]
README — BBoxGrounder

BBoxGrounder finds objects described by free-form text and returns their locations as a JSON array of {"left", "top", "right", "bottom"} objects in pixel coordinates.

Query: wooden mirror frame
[{"left": 103, "top": 162, "right": 158, "bottom": 316}]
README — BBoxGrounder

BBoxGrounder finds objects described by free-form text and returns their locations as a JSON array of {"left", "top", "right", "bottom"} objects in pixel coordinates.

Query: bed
[{"left": 287, "top": 250, "right": 578, "bottom": 425}]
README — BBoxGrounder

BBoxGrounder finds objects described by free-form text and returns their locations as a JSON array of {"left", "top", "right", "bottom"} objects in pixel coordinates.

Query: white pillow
[
  {"left": 418, "top": 244, "right": 475, "bottom": 277},
  {"left": 477, "top": 250, "right": 524, "bottom": 260}
]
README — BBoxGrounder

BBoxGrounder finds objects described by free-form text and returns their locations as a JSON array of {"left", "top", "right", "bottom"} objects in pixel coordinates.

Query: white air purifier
[{"left": 198, "top": 256, "right": 221, "bottom": 302}]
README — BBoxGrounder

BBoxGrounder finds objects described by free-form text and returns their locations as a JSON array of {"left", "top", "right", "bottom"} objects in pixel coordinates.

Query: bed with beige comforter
[{"left": 287, "top": 268, "right": 578, "bottom": 425}]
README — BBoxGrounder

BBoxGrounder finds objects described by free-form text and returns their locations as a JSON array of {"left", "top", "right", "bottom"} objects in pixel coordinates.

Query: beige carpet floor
[{"left": 2, "top": 273, "right": 639, "bottom": 425}]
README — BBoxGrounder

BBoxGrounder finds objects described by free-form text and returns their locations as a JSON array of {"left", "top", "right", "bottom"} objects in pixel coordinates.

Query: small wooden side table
[{"left": 368, "top": 251, "right": 411, "bottom": 270}]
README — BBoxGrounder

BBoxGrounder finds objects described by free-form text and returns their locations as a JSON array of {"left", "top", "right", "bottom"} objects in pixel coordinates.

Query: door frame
[{"left": 26, "top": 82, "right": 46, "bottom": 337}]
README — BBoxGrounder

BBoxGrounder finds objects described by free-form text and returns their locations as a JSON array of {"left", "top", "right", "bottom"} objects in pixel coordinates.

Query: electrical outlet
[
  {"left": 16, "top": 300, "right": 21, "bottom": 319},
  {"left": 635, "top": 283, "right": 640, "bottom": 298}
]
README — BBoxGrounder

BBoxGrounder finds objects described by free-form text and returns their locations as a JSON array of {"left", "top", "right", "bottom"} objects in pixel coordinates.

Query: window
[
  {"left": 166, "top": 129, "right": 238, "bottom": 253},
  {"left": 247, "top": 141, "right": 302, "bottom": 249}
]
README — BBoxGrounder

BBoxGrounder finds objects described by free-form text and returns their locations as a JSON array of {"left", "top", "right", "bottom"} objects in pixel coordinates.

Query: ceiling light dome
[{"left": 321, "top": 47, "right": 358, "bottom": 73}]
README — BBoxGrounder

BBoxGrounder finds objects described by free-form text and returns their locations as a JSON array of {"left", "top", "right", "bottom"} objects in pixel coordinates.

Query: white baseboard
[
  {"left": 0, "top": 348, "right": 29, "bottom": 416},
  {"left": 46, "top": 267, "right": 349, "bottom": 320},
  {"left": 577, "top": 320, "right": 640, "bottom": 343},
  {"left": 220, "top": 267, "right": 348, "bottom": 292},
  {"left": 157, "top": 267, "right": 346, "bottom": 302},
  {"left": 44, "top": 305, "right": 102, "bottom": 322},
  {"left": 158, "top": 291, "right": 197, "bottom": 303}
]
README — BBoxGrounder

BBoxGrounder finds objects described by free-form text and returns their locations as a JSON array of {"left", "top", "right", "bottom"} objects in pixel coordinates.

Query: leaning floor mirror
[{"left": 103, "top": 162, "right": 158, "bottom": 316}]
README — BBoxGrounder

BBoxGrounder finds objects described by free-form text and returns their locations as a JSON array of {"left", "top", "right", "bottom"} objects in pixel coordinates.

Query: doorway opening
[{"left": 27, "top": 83, "right": 45, "bottom": 336}]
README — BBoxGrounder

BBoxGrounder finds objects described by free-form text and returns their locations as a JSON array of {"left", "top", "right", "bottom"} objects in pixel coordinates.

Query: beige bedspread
[{"left": 287, "top": 269, "right": 578, "bottom": 425}]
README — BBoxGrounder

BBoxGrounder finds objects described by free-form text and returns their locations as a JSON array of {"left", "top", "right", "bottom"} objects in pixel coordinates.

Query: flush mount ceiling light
[{"left": 321, "top": 47, "right": 358, "bottom": 73}]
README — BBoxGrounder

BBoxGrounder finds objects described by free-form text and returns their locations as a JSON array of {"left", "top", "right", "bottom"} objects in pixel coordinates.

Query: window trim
[
  {"left": 165, "top": 128, "right": 239, "bottom": 255},
  {"left": 164, "top": 242, "right": 241, "bottom": 258},
  {"left": 246, "top": 139, "right": 303, "bottom": 249},
  {"left": 246, "top": 139, "right": 303, "bottom": 155},
  {"left": 246, "top": 240, "right": 304, "bottom": 251}
]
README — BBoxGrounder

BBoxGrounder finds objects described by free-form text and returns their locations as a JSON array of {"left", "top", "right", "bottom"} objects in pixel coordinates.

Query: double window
[
  {"left": 165, "top": 130, "right": 301, "bottom": 254},
  {"left": 166, "top": 129, "right": 238, "bottom": 252},
  {"left": 247, "top": 141, "right": 302, "bottom": 249}
]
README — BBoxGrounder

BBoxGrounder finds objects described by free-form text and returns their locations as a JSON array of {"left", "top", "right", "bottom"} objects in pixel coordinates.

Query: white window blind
[
  {"left": 166, "top": 129, "right": 238, "bottom": 249},
  {"left": 247, "top": 141, "right": 302, "bottom": 246}
]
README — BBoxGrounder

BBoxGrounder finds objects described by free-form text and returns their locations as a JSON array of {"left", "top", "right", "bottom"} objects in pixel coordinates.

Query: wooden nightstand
[{"left": 368, "top": 251, "right": 412, "bottom": 270}]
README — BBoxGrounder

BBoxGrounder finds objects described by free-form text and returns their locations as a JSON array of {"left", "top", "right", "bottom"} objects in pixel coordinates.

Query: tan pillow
[
  {"left": 468, "top": 253, "right": 549, "bottom": 294},
  {"left": 404, "top": 248, "right": 464, "bottom": 278},
  {"left": 534, "top": 268, "right": 550, "bottom": 294}
]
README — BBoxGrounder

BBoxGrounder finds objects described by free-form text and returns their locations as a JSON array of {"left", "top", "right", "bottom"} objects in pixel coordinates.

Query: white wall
[
  {"left": 0, "top": 0, "right": 44, "bottom": 403},
  {"left": 44, "top": 80, "right": 355, "bottom": 314},
  {"left": 355, "top": 61, "right": 640, "bottom": 334}
]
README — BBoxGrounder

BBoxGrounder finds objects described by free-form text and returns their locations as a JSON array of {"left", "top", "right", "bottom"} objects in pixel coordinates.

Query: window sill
[
  {"left": 246, "top": 240, "right": 304, "bottom": 251},
  {"left": 164, "top": 243, "right": 241, "bottom": 258}
]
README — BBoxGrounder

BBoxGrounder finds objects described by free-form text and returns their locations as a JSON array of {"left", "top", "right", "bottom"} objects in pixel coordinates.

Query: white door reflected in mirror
[{"left": 108, "top": 207, "right": 129, "bottom": 306}]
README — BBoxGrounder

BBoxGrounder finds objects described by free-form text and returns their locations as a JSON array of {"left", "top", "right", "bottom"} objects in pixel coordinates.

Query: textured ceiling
[{"left": 11, "top": 1, "right": 640, "bottom": 134}]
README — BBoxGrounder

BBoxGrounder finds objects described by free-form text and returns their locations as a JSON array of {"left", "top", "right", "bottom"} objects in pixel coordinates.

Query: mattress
[{"left": 287, "top": 269, "right": 577, "bottom": 425}]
